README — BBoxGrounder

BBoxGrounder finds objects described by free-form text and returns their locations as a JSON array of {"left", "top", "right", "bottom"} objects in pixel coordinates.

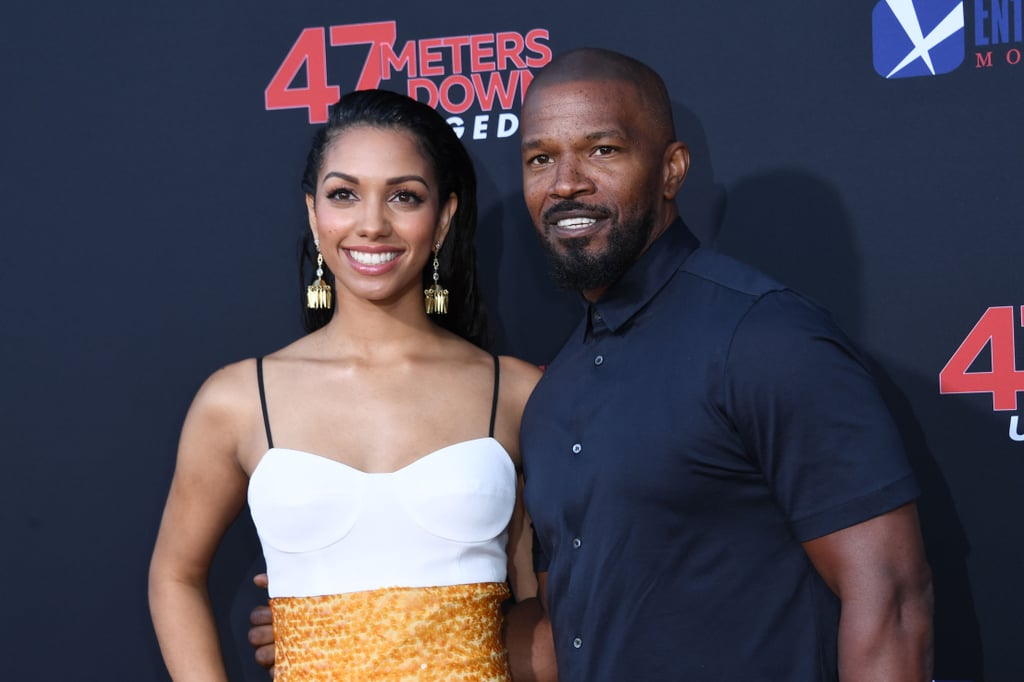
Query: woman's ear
[
  {"left": 306, "top": 193, "right": 319, "bottom": 241},
  {"left": 435, "top": 192, "right": 458, "bottom": 247}
]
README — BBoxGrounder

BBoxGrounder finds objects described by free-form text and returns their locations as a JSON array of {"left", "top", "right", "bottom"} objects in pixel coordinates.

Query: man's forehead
[
  {"left": 525, "top": 76, "right": 638, "bottom": 105},
  {"left": 521, "top": 80, "right": 639, "bottom": 137}
]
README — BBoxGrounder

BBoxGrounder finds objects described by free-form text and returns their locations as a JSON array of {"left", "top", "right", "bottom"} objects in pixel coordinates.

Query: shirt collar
[{"left": 586, "top": 218, "right": 700, "bottom": 335}]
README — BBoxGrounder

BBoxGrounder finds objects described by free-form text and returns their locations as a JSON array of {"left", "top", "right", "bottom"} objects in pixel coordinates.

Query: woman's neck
[{"left": 316, "top": 291, "right": 446, "bottom": 360}]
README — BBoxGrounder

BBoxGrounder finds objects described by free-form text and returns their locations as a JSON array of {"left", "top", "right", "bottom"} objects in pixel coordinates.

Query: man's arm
[
  {"left": 802, "top": 503, "right": 933, "bottom": 682},
  {"left": 247, "top": 573, "right": 275, "bottom": 677}
]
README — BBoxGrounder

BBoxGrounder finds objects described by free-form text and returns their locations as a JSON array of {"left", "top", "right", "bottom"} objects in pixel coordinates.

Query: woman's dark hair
[{"left": 299, "top": 89, "right": 490, "bottom": 349}]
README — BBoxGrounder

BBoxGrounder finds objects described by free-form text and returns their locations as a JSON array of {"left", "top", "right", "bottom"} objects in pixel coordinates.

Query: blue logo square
[{"left": 872, "top": 0, "right": 966, "bottom": 78}]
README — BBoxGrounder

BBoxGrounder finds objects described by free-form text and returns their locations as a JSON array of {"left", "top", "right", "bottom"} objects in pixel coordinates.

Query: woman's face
[{"left": 306, "top": 125, "right": 456, "bottom": 309}]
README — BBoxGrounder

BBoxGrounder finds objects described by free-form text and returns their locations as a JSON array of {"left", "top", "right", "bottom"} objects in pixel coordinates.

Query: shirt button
[
  {"left": 571, "top": 443, "right": 582, "bottom": 454},
  {"left": 572, "top": 537, "right": 582, "bottom": 549},
  {"left": 593, "top": 311, "right": 602, "bottom": 321},
  {"left": 594, "top": 355, "right": 604, "bottom": 366},
  {"left": 573, "top": 637, "right": 583, "bottom": 649}
]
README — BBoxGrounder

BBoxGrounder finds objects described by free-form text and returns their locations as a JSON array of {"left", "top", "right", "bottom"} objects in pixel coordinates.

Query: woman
[{"left": 149, "top": 89, "right": 541, "bottom": 681}]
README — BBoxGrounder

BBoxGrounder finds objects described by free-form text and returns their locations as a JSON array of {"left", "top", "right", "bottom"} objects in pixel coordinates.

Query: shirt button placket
[{"left": 572, "top": 342, "right": 597, "bottom": 665}]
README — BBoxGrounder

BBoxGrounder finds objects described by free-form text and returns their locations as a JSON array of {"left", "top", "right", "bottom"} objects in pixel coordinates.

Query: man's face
[{"left": 520, "top": 78, "right": 668, "bottom": 298}]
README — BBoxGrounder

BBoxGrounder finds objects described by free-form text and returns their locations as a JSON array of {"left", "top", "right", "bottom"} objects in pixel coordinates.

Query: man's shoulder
[
  {"left": 678, "top": 246, "right": 789, "bottom": 299},
  {"left": 669, "top": 247, "right": 843, "bottom": 346}
]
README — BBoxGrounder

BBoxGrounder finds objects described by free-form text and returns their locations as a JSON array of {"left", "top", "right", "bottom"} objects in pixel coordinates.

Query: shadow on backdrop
[
  {"left": 214, "top": 517, "right": 265, "bottom": 680},
  {"left": 475, "top": 157, "right": 582, "bottom": 365},
  {"left": 672, "top": 99, "right": 726, "bottom": 247}
]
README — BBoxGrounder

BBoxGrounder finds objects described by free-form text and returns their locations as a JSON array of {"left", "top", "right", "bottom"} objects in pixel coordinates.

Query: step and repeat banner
[{"left": 2, "top": 1, "right": 1020, "bottom": 680}]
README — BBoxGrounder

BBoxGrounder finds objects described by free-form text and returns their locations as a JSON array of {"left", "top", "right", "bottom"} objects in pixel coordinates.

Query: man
[
  {"left": 517, "top": 47, "right": 932, "bottom": 681},
  {"left": 251, "top": 48, "right": 933, "bottom": 681}
]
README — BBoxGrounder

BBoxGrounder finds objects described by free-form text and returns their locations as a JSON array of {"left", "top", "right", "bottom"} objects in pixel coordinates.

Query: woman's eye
[
  {"left": 327, "top": 188, "right": 354, "bottom": 201},
  {"left": 392, "top": 190, "right": 423, "bottom": 204}
]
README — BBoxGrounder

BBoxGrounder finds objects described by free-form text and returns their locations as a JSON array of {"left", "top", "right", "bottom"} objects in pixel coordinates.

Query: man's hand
[{"left": 247, "top": 573, "right": 275, "bottom": 677}]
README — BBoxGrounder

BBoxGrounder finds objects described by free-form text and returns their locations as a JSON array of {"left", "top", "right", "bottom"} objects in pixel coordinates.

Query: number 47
[
  {"left": 264, "top": 22, "right": 398, "bottom": 124},
  {"left": 940, "top": 306, "right": 1024, "bottom": 411}
]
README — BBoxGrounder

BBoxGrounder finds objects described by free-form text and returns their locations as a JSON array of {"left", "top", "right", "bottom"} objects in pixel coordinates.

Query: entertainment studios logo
[{"left": 872, "top": 0, "right": 1023, "bottom": 78}]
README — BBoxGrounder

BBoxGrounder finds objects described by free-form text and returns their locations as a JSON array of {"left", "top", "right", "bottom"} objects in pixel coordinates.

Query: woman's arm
[
  {"left": 505, "top": 491, "right": 557, "bottom": 681},
  {"left": 507, "top": 473, "right": 539, "bottom": 602},
  {"left": 496, "top": 357, "right": 557, "bottom": 680},
  {"left": 148, "top": 364, "right": 253, "bottom": 681},
  {"left": 496, "top": 355, "right": 544, "bottom": 603},
  {"left": 505, "top": 571, "right": 557, "bottom": 682},
  {"left": 505, "top": 477, "right": 556, "bottom": 681}
]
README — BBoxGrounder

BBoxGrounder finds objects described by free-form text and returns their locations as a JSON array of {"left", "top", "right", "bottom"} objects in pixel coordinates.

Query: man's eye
[
  {"left": 527, "top": 154, "right": 551, "bottom": 166},
  {"left": 593, "top": 146, "right": 616, "bottom": 156}
]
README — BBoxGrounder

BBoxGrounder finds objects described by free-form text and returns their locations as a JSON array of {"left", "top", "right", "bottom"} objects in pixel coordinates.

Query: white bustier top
[{"left": 247, "top": 437, "right": 516, "bottom": 598}]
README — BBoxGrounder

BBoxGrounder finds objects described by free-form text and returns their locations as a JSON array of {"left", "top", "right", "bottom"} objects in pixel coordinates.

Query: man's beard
[{"left": 539, "top": 209, "right": 655, "bottom": 294}]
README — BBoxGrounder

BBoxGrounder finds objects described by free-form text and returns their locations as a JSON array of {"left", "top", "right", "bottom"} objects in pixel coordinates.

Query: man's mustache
[{"left": 542, "top": 200, "right": 610, "bottom": 223}]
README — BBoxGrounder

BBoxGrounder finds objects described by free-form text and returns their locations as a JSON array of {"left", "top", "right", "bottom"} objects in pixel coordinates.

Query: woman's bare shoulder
[
  {"left": 498, "top": 355, "right": 543, "bottom": 383},
  {"left": 187, "top": 358, "right": 260, "bottom": 425},
  {"left": 497, "top": 355, "right": 544, "bottom": 404}
]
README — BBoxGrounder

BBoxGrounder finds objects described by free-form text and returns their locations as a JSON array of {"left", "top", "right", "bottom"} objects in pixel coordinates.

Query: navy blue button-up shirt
[{"left": 521, "top": 220, "right": 918, "bottom": 681}]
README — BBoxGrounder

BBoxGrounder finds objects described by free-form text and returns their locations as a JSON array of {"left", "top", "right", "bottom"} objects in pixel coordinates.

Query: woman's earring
[
  {"left": 424, "top": 241, "right": 448, "bottom": 315},
  {"left": 306, "top": 239, "right": 333, "bottom": 310}
]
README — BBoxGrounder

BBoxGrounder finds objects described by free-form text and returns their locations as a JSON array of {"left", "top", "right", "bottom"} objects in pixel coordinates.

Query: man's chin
[
  {"left": 547, "top": 228, "right": 611, "bottom": 263},
  {"left": 539, "top": 211, "right": 654, "bottom": 292},
  {"left": 543, "top": 248, "right": 619, "bottom": 292}
]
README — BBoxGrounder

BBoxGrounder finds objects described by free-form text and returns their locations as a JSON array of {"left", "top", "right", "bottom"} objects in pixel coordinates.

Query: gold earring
[
  {"left": 306, "top": 239, "right": 332, "bottom": 310},
  {"left": 424, "top": 241, "right": 448, "bottom": 315}
]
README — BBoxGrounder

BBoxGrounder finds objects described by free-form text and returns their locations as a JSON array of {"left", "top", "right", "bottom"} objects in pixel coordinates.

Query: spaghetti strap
[
  {"left": 488, "top": 355, "right": 500, "bottom": 438},
  {"left": 256, "top": 357, "right": 274, "bottom": 449}
]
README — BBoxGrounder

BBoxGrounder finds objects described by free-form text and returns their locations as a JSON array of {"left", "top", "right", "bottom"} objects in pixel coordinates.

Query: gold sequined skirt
[{"left": 270, "top": 582, "right": 511, "bottom": 681}]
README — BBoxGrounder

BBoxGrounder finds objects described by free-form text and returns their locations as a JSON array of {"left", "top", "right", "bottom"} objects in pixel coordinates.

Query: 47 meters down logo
[
  {"left": 940, "top": 306, "right": 1024, "bottom": 442},
  {"left": 873, "top": 0, "right": 966, "bottom": 78}
]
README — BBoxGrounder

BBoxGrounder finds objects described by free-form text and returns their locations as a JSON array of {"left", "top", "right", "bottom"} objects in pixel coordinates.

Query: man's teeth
[
  {"left": 557, "top": 217, "right": 597, "bottom": 229},
  {"left": 348, "top": 250, "right": 399, "bottom": 265}
]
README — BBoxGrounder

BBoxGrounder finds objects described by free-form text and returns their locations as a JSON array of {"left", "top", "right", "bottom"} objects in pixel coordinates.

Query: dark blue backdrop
[{"left": 2, "top": 2, "right": 1021, "bottom": 680}]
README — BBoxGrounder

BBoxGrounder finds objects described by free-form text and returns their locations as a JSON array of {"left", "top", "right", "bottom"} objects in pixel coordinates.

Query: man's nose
[{"left": 550, "top": 158, "right": 594, "bottom": 198}]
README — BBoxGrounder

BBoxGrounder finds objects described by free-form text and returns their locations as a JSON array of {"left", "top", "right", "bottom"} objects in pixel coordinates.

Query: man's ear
[{"left": 662, "top": 142, "right": 690, "bottom": 200}]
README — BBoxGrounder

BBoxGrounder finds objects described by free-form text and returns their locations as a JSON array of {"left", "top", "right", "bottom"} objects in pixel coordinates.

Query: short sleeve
[{"left": 723, "top": 291, "right": 919, "bottom": 541}]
